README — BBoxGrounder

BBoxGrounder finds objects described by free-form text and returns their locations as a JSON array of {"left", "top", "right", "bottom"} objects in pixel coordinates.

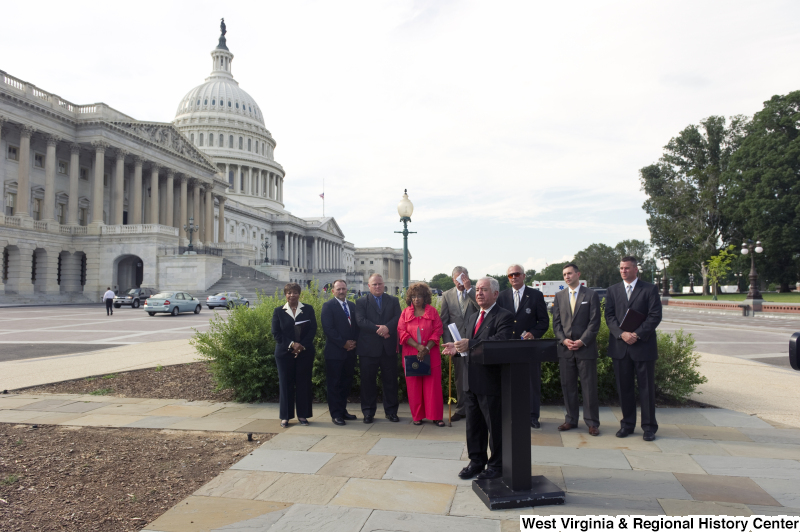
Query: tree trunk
[{"left": 699, "top": 262, "right": 709, "bottom": 296}]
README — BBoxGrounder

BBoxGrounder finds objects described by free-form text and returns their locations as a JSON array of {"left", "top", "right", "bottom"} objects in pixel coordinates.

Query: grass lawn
[{"left": 674, "top": 293, "right": 800, "bottom": 303}]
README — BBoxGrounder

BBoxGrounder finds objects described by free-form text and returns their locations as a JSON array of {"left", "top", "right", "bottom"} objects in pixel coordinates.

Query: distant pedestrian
[{"left": 102, "top": 287, "right": 116, "bottom": 316}]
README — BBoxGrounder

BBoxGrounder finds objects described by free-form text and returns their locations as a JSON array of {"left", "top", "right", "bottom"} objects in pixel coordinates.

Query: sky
[{"left": 3, "top": 1, "right": 799, "bottom": 281}]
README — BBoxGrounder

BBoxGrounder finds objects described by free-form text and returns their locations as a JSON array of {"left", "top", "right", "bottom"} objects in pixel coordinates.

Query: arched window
[
  {"left": 239, "top": 137, "right": 243, "bottom": 150},
  {"left": 199, "top": 133, "right": 204, "bottom": 146},
  {"left": 236, "top": 102, "right": 239, "bottom": 109},
  {"left": 204, "top": 99, "right": 208, "bottom": 105},
  {"left": 229, "top": 135, "right": 234, "bottom": 148},
  {"left": 262, "top": 142, "right": 265, "bottom": 155},
  {"left": 228, "top": 101, "right": 231, "bottom": 107},
  {"left": 212, "top": 99, "right": 215, "bottom": 105},
  {"left": 190, "top": 133, "right": 195, "bottom": 143},
  {"left": 248, "top": 139, "right": 252, "bottom": 152},
  {"left": 209, "top": 134, "right": 214, "bottom": 147},
  {"left": 249, "top": 106, "right": 252, "bottom": 113},
  {"left": 196, "top": 99, "right": 200, "bottom": 105}
]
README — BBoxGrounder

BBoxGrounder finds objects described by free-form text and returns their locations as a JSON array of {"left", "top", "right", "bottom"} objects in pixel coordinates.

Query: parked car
[
  {"left": 430, "top": 288, "right": 442, "bottom": 296},
  {"left": 206, "top": 292, "right": 249, "bottom": 309},
  {"left": 144, "top": 291, "right": 202, "bottom": 316},
  {"left": 589, "top": 287, "right": 608, "bottom": 300},
  {"left": 114, "top": 287, "right": 158, "bottom": 309}
]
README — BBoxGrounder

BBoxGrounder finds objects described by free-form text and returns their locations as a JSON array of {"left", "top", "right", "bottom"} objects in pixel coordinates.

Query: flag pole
[{"left": 323, "top": 178, "right": 325, "bottom": 217}]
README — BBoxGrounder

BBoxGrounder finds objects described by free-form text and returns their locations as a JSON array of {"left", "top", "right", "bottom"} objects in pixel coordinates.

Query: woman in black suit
[{"left": 271, "top": 283, "right": 317, "bottom": 428}]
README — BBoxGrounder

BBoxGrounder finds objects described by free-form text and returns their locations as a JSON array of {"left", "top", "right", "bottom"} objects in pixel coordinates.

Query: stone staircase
[
  {"left": 0, "top": 292, "right": 96, "bottom": 307},
  {"left": 195, "top": 259, "right": 284, "bottom": 303}
]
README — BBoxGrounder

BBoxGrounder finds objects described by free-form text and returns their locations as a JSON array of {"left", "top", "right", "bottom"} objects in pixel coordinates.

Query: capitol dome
[{"left": 173, "top": 21, "right": 286, "bottom": 210}]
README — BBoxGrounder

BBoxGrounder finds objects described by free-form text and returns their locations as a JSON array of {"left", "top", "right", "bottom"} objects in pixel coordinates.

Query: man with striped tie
[
  {"left": 321, "top": 279, "right": 360, "bottom": 425},
  {"left": 605, "top": 257, "right": 662, "bottom": 441}
]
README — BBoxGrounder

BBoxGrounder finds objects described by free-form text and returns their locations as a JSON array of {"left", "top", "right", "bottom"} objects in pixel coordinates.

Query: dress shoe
[
  {"left": 450, "top": 413, "right": 464, "bottom": 422},
  {"left": 531, "top": 420, "right": 541, "bottom": 429},
  {"left": 363, "top": 415, "right": 374, "bottom": 424},
  {"left": 476, "top": 467, "right": 502, "bottom": 480},
  {"left": 332, "top": 418, "right": 346, "bottom": 426},
  {"left": 343, "top": 412, "right": 357, "bottom": 420},
  {"left": 588, "top": 426, "right": 600, "bottom": 437},
  {"left": 385, "top": 413, "right": 400, "bottom": 422},
  {"left": 643, "top": 431, "right": 655, "bottom": 442},
  {"left": 557, "top": 423, "right": 578, "bottom": 431},
  {"left": 458, "top": 463, "right": 485, "bottom": 480},
  {"left": 616, "top": 427, "right": 634, "bottom": 438},
  {"left": 298, "top": 418, "right": 309, "bottom": 426}
]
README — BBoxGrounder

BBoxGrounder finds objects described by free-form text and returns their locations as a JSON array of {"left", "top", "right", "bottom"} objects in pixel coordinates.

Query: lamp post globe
[
  {"left": 394, "top": 189, "right": 416, "bottom": 290},
  {"left": 741, "top": 239, "right": 764, "bottom": 300}
]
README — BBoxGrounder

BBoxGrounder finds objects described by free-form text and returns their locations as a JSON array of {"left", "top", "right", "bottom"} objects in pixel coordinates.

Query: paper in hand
[
  {"left": 448, "top": 323, "right": 467, "bottom": 357},
  {"left": 456, "top": 273, "right": 467, "bottom": 287}
]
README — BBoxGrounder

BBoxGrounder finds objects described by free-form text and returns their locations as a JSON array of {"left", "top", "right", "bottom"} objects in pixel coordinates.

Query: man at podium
[{"left": 443, "top": 277, "right": 514, "bottom": 481}]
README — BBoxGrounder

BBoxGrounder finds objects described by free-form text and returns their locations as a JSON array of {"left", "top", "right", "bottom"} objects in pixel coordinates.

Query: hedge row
[{"left": 191, "top": 286, "right": 706, "bottom": 404}]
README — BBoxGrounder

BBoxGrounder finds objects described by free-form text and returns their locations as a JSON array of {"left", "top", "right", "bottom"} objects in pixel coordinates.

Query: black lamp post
[
  {"left": 184, "top": 216, "right": 198, "bottom": 252},
  {"left": 741, "top": 240, "right": 764, "bottom": 300},
  {"left": 660, "top": 256, "right": 670, "bottom": 297},
  {"left": 261, "top": 237, "right": 271, "bottom": 263},
  {"left": 394, "top": 189, "right": 415, "bottom": 290}
]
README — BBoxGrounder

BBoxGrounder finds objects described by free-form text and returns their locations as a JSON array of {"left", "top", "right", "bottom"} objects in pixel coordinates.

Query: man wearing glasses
[{"left": 496, "top": 264, "right": 549, "bottom": 428}]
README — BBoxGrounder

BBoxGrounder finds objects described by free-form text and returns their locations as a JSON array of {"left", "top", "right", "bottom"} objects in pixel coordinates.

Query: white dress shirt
[{"left": 102, "top": 290, "right": 116, "bottom": 301}]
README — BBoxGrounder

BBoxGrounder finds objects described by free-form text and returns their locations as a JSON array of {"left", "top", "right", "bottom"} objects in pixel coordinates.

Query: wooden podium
[{"left": 469, "top": 339, "right": 566, "bottom": 510}]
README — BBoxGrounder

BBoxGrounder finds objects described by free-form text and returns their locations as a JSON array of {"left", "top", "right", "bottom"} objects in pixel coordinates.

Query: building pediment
[
  {"left": 110, "top": 121, "right": 217, "bottom": 172},
  {"left": 316, "top": 217, "right": 344, "bottom": 238}
]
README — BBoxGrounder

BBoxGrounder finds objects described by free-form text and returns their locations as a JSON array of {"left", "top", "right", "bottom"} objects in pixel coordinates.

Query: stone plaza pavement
[{"left": 2, "top": 394, "right": 800, "bottom": 532}]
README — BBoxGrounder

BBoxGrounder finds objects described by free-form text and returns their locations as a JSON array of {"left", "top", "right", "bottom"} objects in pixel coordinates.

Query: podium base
[{"left": 473, "top": 475, "right": 565, "bottom": 510}]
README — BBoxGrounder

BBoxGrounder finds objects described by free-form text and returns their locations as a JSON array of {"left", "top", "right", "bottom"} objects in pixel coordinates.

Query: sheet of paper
[
  {"left": 448, "top": 323, "right": 467, "bottom": 356},
  {"left": 456, "top": 273, "right": 467, "bottom": 287},
  {"left": 294, "top": 320, "right": 310, "bottom": 325}
]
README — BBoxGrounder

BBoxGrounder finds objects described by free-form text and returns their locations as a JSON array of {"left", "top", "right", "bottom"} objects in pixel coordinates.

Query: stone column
[
  {"left": 166, "top": 169, "right": 175, "bottom": 229},
  {"left": 234, "top": 165, "right": 240, "bottom": 194},
  {"left": 205, "top": 188, "right": 213, "bottom": 245},
  {"left": 91, "top": 141, "right": 108, "bottom": 225},
  {"left": 15, "top": 125, "right": 35, "bottom": 217},
  {"left": 113, "top": 150, "right": 126, "bottom": 225},
  {"left": 132, "top": 156, "right": 143, "bottom": 224},
  {"left": 217, "top": 197, "right": 226, "bottom": 243},
  {"left": 43, "top": 135, "right": 60, "bottom": 222},
  {"left": 302, "top": 237, "right": 307, "bottom": 272},
  {"left": 248, "top": 167, "right": 253, "bottom": 195},
  {"left": 149, "top": 166, "right": 160, "bottom": 225},
  {"left": 67, "top": 144, "right": 80, "bottom": 225},
  {"left": 283, "top": 232, "right": 288, "bottom": 264},
  {"left": 179, "top": 176, "right": 188, "bottom": 239},
  {"left": 225, "top": 163, "right": 230, "bottom": 190}
]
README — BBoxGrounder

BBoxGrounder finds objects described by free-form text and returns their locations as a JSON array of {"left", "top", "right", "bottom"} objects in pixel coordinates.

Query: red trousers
[{"left": 404, "top": 356, "right": 443, "bottom": 421}]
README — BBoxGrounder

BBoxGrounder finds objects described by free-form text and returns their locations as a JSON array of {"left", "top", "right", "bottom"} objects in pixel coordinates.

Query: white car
[
  {"left": 144, "top": 291, "right": 202, "bottom": 316},
  {"left": 206, "top": 292, "right": 249, "bottom": 309}
]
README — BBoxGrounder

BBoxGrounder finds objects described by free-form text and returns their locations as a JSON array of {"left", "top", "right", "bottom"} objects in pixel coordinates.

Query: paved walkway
[{"left": 2, "top": 393, "right": 800, "bottom": 531}]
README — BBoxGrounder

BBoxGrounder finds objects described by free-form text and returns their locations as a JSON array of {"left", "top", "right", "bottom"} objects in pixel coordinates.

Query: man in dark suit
[
  {"left": 605, "top": 256, "right": 663, "bottom": 441},
  {"left": 438, "top": 266, "right": 479, "bottom": 421},
  {"left": 496, "top": 264, "right": 549, "bottom": 429},
  {"left": 443, "top": 277, "right": 514, "bottom": 481},
  {"left": 552, "top": 263, "right": 601, "bottom": 436},
  {"left": 321, "top": 279, "right": 360, "bottom": 426},
  {"left": 355, "top": 273, "right": 402, "bottom": 423}
]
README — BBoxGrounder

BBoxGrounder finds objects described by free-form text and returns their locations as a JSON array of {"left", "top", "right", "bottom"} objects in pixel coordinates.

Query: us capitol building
[{"left": 0, "top": 24, "right": 408, "bottom": 302}]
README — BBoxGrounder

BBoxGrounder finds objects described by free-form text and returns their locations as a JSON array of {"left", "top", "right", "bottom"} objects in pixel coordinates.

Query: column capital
[
  {"left": 115, "top": 148, "right": 128, "bottom": 161},
  {"left": 69, "top": 143, "right": 81, "bottom": 155},
  {"left": 166, "top": 168, "right": 176, "bottom": 178},
  {"left": 0, "top": 115, "right": 6, "bottom": 127},
  {"left": 133, "top": 155, "right": 144, "bottom": 167},
  {"left": 179, "top": 175, "right": 188, "bottom": 184},
  {"left": 216, "top": 194, "right": 226, "bottom": 203},
  {"left": 148, "top": 163, "right": 162, "bottom": 174},
  {"left": 91, "top": 140, "right": 109, "bottom": 153},
  {"left": 20, "top": 124, "right": 35, "bottom": 138},
  {"left": 44, "top": 134, "right": 61, "bottom": 147}
]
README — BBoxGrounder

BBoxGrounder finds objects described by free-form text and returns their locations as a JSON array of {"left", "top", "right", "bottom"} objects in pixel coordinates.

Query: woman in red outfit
[{"left": 398, "top": 282, "right": 445, "bottom": 426}]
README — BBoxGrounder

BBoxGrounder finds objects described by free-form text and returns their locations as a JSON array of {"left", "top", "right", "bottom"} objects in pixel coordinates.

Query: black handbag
[{"left": 404, "top": 327, "right": 431, "bottom": 376}]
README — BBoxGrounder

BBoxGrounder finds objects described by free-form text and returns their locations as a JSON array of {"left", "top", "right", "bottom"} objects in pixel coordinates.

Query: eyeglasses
[{"left": 507, "top": 272, "right": 523, "bottom": 278}]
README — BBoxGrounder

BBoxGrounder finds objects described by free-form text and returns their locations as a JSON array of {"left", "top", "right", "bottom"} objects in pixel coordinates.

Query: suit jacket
[
  {"left": 552, "top": 285, "right": 601, "bottom": 359},
  {"left": 497, "top": 286, "right": 549, "bottom": 339},
  {"left": 271, "top": 303, "right": 317, "bottom": 357},
  {"left": 321, "top": 297, "right": 360, "bottom": 361},
  {"left": 355, "top": 292, "right": 402, "bottom": 358},
  {"left": 439, "top": 286, "right": 479, "bottom": 343},
  {"left": 465, "top": 304, "right": 514, "bottom": 396},
  {"left": 604, "top": 279, "right": 663, "bottom": 361}
]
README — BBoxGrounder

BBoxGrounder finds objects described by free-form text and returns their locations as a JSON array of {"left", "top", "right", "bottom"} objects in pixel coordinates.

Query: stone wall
[{"left": 156, "top": 254, "right": 223, "bottom": 293}]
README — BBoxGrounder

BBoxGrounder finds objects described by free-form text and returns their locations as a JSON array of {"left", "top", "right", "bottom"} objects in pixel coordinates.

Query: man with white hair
[
  {"left": 439, "top": 266, "right": 479, "bottom": 421},
  {"left": 443, "top": 277, "right": 513, "bottom": 481},
  {"left": 497, "top": 264, "right": 549, "bottom": 429}
]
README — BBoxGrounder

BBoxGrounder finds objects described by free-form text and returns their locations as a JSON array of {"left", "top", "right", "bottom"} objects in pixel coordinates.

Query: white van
[{"left": 530, "top": 280, "right": 587, "bottom": 310}]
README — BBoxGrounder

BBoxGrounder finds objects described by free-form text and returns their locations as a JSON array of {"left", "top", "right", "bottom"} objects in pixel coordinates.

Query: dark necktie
[
  {"left": 473, "top": 310, "right": 486, "bottom": 336},
  {"left": 342, "top": 301, "right": 350, "bottom": 319},
  {"left": 375, "top": 296, "right": 382, "bottom": 310}
]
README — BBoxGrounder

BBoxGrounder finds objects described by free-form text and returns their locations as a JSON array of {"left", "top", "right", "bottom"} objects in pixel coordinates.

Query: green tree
[
  {"left": 706, "top": 245, "right": 736, "bottom": 300},
  {"left": 530, "top": 262, "right": 569, "bottom": 281},
  {"left": 728, "top": 91, "right": 800, "bottom": 292},
  {"left": 429, "top": 273, "right": 454, "bottom": 292},
  {"left": 487, "top": 274, "right": 511, "bottom": 291},
  {"left": 640, "top": 115, "right": 747, "bottom": 294},
  {"left": 574, "top": 244, "right": 618, "bottom": 287}
]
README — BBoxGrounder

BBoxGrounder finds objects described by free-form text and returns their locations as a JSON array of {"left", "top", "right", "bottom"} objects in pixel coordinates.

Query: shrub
[{"left": 194, "top": 287, "right": 705, "bottom": 405}]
